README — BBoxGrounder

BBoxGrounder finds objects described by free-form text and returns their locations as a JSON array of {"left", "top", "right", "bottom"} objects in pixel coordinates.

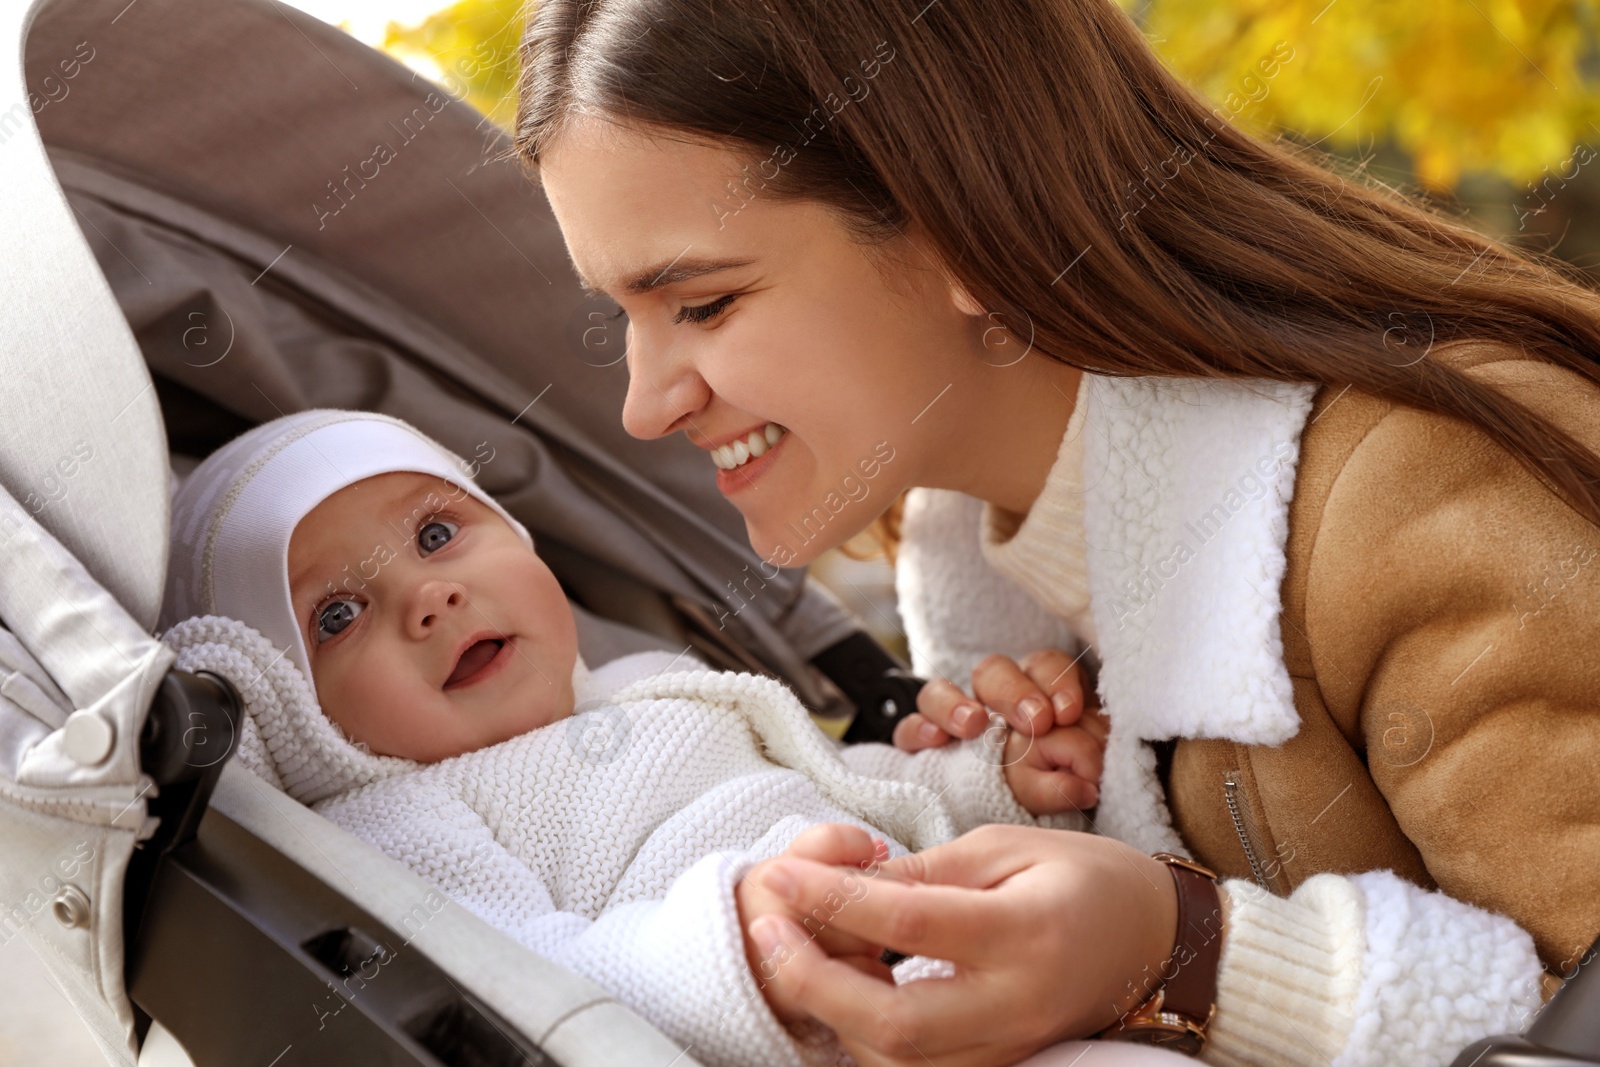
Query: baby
[{"left": 159, "top": 410, "right": 1100, "bottom": 1067}]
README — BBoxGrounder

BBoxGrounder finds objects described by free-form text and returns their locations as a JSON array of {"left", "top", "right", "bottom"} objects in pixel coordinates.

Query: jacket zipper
[{"left": 1223, "top": 769, "right": 1272, "bottom": 890}]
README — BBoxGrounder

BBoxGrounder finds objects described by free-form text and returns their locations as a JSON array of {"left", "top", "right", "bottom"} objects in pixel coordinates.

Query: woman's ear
[
  {"left": 948, "top": 278, "right": 985, "bottom": 318},
  {"left": 899, "top": 220, "right": 985, "bottom": 317}
]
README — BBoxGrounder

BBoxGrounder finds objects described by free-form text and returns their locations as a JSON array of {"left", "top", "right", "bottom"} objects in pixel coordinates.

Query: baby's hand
[
  {"left": 735, "top": 824, "right": 893, "bottom": 1021},
  {"left": 1001, "top": 716, "right": 1107, "bottom": 814},
  {"left": 945, "top": 648, "right": 1108, "bottom": 813}
]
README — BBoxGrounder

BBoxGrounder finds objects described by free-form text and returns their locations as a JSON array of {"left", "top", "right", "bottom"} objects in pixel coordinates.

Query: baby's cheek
[{"left": 319, "top": 659, "right": 413, "bottom": 756}]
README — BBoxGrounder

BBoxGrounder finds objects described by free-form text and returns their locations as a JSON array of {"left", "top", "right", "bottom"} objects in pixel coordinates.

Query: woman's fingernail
[
  {"left": 918, "top": 721, "right": 943, "bottom": 744},
  {"left": 1020, "top": 696, "right": 1048, "bottom": 727},
  {"left": 1085, "top": 783, "right": 1100, "bottom": 807},
  {"left": 1053, "top": 691, "right": 1076, "bottom": 718},
  {"left": 763, "top": 865, "right": 798, "bottom": 903},
  {"left": 751, "top": 916, "right": 787, "bottom": 956},
  {"left": 952, "top": 704, "right": 978, "bottom": 731}
]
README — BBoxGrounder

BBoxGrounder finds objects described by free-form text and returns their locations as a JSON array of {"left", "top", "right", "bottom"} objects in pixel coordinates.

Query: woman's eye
[
  {"left": 315, "top": 599, "right": 363, "bottom": 643},
  {"left": 607, "top": 306, "right": 627, "bottom": 321},
  {"left": 672, "top": 294, "right": 736, "bottom": 325},
  {"left": 417, "top": 519, "right": 460, "bottom": 555}
]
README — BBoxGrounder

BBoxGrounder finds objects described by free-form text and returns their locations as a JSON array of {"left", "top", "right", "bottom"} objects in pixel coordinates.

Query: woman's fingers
[
  {"left": 912, "top": 678, "right": 988, "bottom": 740},
  {"left": 756, "top": 829, "right": 1185, "bottom": 1065},
  {"left": 760, "top": 825, "right": 889, "bottom": 958},
  {"left": 876, "top": 824, "right": 1057, "bottom": 888},
  {"left": 970, "top": 655, "right": 1053, "bottom": 735},
  {"left": 892, "top": 712, "right": 955, "bottom": 752},
  {"left": 756, "top": 858, "right": 1017, "bottom": 961},
  {"left": 757, "top": 826, "right": 1061, "bottom": 951},
  {"left": 1017, "top": 648, "right": 1090, "bottom": 728},
  {"left": 749, "top": 915, "right": 996, "bottom": 1062},
  {"left": 783, "top": 822, "right": 884, "bottom": 868}
]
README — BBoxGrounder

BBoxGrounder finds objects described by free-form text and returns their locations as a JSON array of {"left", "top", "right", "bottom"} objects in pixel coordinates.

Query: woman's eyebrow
[{"left": 579, "top": 254, "right": 756, "bottom": 297}]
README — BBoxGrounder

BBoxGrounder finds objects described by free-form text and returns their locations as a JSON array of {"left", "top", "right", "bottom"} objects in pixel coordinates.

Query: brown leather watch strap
[{"left": 1158, "top": 854, "right": 1224, "bottom": 1022}]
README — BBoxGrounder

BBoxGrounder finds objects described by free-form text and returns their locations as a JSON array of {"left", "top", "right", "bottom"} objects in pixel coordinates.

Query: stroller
[{"left": 1, "top": 0, "right": 1596, "bottom": 1063}]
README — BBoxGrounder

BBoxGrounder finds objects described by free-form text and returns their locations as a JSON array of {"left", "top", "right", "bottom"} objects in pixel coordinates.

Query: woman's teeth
[{"left": 712, "top": 423, "right": 786, "bottom": 470}]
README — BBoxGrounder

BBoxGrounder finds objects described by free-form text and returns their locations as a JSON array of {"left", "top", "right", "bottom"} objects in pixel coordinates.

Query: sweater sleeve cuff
[
  {"left": 1202, "top": 872, "right": 1546, "bottom": 1067},
  {"left": 941, "top": 738, "right": 1091, "bottom": 835},
  {"left": 1202, "top": 875, "right": 1363, "bottom": 1067}
]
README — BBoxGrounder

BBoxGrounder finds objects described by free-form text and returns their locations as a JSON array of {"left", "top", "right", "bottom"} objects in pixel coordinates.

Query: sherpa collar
[
  {"left": 1081, "top": 373, "right": 1318, "bottom": 748},
  {"left": 1042, "top": 373, "right": 1319, "bottom": 856}
]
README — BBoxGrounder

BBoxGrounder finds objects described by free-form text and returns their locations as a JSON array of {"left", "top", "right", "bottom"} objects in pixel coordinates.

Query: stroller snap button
[
  {"left": 63, "top": 711, "right": 115, "bottom": 765},
  {"left": 51, "top": 885, "right": 90, "bottom": 929}
]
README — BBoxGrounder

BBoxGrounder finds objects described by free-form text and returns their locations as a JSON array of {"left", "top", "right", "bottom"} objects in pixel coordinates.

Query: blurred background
[
  {"left": 10, "top": 0, "right": 1600, "bottom": 1062},
  {"left": 311, "top": 0, "right": 1600, "bottom": 262}
]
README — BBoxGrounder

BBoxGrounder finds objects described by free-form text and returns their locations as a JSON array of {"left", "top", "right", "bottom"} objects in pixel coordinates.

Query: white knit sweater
[
  {"left": 894, "top": 372, "right": 1545, "bottom": 1066},
  {"left": 163, "top": 616, "right": 1083, "bottom": 1067}
]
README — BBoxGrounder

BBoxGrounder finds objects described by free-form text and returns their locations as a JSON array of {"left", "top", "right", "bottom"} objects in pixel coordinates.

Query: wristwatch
[{"left": 1097, "top": 852, "right": 1223, "bottom": 1056}]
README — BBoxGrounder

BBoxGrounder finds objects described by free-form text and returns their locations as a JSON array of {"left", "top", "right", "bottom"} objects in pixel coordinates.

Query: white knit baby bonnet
[{"left": 159, "top": 409, "right": 589, "bottom": 803}]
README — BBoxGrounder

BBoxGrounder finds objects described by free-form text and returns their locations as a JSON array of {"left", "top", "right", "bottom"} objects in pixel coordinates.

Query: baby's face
[{"left": 287, "top": 471, "right": 578, "bottom": 761}]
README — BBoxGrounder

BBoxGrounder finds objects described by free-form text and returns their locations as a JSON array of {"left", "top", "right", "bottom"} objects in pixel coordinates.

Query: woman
[{"left": 513, "top": 0, "right": 1600, "bottom": 1064}]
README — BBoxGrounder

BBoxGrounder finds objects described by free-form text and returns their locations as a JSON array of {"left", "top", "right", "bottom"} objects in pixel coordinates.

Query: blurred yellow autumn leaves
[
  {"left": 382, "top": 0, "right": 1600, "bottom": 194},
  {"left": 1124, "top": 0, "right": 1600, "bottom": 190},
  {"left": 383, "top": 0, "right": 523, "bottom": 126}
]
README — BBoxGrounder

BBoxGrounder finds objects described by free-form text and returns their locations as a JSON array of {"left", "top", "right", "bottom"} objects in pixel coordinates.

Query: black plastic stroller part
[
  {"left": 1448, "top": 933, "right": 1600, "bottom": 1067},
  {"left": 817, "top": 631, "right": 926, "bottom": 745},
  {"left": 127, "top": 803, "right": 557, "bottom": 1067},
  {"left": 123, "top": 669, "right": 242, "bottom": 961}
]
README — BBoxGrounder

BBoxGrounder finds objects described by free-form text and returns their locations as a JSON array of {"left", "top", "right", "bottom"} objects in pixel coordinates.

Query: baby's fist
[{"left": 1002, "top": 714, "right": 1107, "bottom": 815}]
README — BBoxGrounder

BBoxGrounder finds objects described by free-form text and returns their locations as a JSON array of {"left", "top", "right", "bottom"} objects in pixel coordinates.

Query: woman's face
[{"left": 540, "top": 119, "right": 1006, "bottom": 568}]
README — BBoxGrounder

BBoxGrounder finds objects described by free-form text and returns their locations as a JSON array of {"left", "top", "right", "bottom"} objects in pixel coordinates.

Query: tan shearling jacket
[
  {"left": 1166, "top": 341, "right": 1600, "bottom": 979},
  {"left": 892, "top": 339, "right": 1599, "bottom": 1066}
]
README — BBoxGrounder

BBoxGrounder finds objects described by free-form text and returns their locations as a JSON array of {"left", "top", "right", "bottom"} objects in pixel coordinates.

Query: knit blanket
[{"left": 163, "top": 615, "right": 1076, "bottom": 1067}]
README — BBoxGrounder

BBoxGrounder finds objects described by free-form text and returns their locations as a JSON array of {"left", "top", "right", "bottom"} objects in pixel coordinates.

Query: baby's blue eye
[
  {"left": 417, "top": 519, "right": 459, "bottom": 555},
  {"left": 315, "top": 599, "right": 363, "bottom": 643}
]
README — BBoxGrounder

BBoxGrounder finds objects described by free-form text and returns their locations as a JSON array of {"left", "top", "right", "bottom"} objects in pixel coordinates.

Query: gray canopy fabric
[
  {"left": 0, "top": 0, "right": 176, "bottom": 1052},
  {"left": 1, "top": 0, "right": 169, "bottom": 628},
  {"left": 0, "top": 0, "right": 864, "bottom": 1062}
]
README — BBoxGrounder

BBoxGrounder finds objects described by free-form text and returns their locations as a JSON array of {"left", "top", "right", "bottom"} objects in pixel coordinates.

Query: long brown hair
[{"left": 515, "top": 0, "right": 1600, "bottom": 550}]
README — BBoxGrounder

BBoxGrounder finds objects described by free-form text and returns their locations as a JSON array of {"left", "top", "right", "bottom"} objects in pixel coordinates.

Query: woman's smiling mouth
[
  {"left": 706, "top": 423, "right": 790, "bottom": 495},
  {"left": 709, "top": 422, "right": 787, "bottom": 470}
]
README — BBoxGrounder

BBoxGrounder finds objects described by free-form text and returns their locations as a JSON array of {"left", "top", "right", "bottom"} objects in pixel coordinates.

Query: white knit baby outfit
[{"left": 164, "top": 615, "right": 1083, "bottom": 1067}]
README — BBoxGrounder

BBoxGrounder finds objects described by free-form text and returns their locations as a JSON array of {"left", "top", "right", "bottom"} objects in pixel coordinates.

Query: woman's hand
[
  {"left": 735, "top": 823, "right": 894, "bottom": 1021},
  {"left": 894, "top": 648, "right": 1102, "bottom": 754},
  {"left": 744, "top": 825, "right": 1181, "bottom": 1067}
]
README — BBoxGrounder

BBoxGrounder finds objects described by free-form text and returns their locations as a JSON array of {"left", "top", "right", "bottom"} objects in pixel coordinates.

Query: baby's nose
[{"left": 412, "top": 580, "right": 466, "bottom": 632}]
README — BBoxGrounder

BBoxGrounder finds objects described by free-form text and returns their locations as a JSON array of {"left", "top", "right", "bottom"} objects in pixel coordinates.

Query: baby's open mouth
[{"left": 446, "top": 637, "right": 506, "bottom": 688}]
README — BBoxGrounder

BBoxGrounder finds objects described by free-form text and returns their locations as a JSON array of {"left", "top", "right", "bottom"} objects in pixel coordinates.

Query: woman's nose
[
  {"left": 407, "top": 578, "right": 466, "bottom": 638},
  {"left": 620, "top": 328, "right": 713, "bottom": 440}
]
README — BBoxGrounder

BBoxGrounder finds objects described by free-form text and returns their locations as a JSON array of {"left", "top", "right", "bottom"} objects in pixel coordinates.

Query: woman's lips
[
  {"left": 715, "top": 427, "right": 789, "bottom": 496},
  {"left": 444, "top": 637, "right": 511, "bottom": 689}
]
